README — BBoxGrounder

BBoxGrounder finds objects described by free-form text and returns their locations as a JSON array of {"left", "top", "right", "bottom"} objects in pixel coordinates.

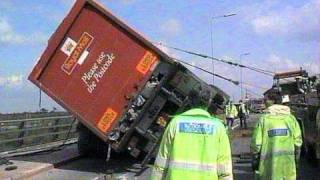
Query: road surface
[{"left": 1, "top": 114, "right": 319, "bottom": 179}]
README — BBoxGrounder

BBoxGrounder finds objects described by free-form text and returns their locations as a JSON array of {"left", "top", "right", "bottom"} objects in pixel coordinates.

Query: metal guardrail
[{"left": 0, "top": 115, "right": 78, "bottom": 152}]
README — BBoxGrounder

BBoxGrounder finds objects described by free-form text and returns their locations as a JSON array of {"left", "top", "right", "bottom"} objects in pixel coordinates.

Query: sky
[{"left": 0, "top": 0, "right": 319, "bottom": 113}]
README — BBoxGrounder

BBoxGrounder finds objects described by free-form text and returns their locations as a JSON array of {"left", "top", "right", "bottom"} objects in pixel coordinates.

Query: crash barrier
[{"left": 0, "top": 114, "right": 78, "bottom": 152}]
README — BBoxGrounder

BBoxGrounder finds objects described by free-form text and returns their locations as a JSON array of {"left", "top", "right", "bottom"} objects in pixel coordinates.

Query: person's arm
[
  {"left": 291, "top": 116, "right": 302, "bottom": 147},
  {"left": 150, "top": 119, "right": 176, "bottom": 180},
  {"left": 234, "top": 106, "right": 238, "bottom": 118},
  {"left": 225, "top": 106, "right": 228, "bottom": 117},
  {"left": 250, "top": 117, "right": 263, "bottom": 171},
  {"left": 245, "top": 105, "right": 249, "bottom": 116},
  {"left": 217, "top": 125, "right": 233, "bottom": 180},
  {"left": 291, "top": 116, "right": 302, "bottom": 166}
]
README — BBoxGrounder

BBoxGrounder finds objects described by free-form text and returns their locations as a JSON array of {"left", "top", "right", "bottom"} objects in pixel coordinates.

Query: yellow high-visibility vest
[{"left": 151, "top": 108, "right": 233, "bottom": 180}]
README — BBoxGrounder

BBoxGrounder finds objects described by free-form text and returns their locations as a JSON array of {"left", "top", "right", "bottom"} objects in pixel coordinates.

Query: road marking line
[
  {"left": 232, "top": 124, "right": 239, "bottom": 130},
  {"left": 91, "top": 176, "right": 100, "bottom": 180}
]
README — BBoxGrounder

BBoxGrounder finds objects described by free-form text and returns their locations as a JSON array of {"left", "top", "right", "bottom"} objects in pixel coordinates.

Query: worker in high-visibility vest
[
  {"left": 225, "top": 101, "right": 238, "bottom": 128},
  {"left": 251, "top": 92, "right": 302, "bottom": 180},
  {"left": 151, "top": 90, "right": 233, "bottom": 180},
  {"left": 238, "top": 100, "right": 249, "bottom": 129}
]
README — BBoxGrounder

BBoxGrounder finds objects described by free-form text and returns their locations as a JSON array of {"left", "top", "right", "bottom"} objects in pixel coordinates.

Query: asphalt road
[{"left": 7, "top": 114, "right": 320, "bottom": 180}]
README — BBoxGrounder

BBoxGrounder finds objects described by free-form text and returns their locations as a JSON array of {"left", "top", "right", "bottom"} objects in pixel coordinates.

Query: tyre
[{"left": 77, "top": 123, "right": 108, "bottom": 158}]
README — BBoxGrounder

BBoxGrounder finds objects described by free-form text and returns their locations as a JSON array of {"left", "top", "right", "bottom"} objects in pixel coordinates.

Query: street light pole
[
  {"left": 210, "top": 13, "right": 236, "bottom": 85},
  {"left": 239, "top": 52, "right": 250, "bottom": 100}
]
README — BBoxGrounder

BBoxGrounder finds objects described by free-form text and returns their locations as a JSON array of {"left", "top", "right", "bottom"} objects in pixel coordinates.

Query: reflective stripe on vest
[
  {"left": 154, "top": 156, "right": 233, "bottom": 172},
  {"left": 170, "top": 161, "right": 216, "bottom": 171},
  {"left": 155, "top": 156, "right": 216, "bottom": 171},
  {"left": 154, "top": 156, "right": 169, "bottom": 168},
  {"left": 217, "top": 163, "right": 232, "bottom": 173},
  {"left": 260, "top": 150, "right": 294, "bottom": 160}
]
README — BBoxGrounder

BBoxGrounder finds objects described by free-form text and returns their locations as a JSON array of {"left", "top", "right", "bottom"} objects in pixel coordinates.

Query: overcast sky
[{"left": 0, "top": 0, "right": 319, "bottom": 113}]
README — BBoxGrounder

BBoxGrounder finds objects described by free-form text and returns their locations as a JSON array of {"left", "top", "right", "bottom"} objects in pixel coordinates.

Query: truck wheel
[{"left": 77, "top": 123, "right": 108, "bottom": 158}]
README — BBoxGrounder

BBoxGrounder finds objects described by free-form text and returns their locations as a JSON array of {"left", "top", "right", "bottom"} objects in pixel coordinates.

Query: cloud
[
  {"left": 121, "top": 0, "right": 136, "bottom": 5},
  {"left": 155, "top": 42, "right": 171, "bottom": 55},
  {"left": 154, "top": 41, "right": 181, "bottom": 59},
  {"left": 301, "top": 61, "right": 320, "bottom": 75},
  {"left": 29, "top": 32, "right": 49, "bottom": 45},
  {"left": 0, "top": 80, "right": 63, "bottom": 113},
  {"left": 245, "top": 0, "right": 320, "bottom": 41},
  {"left": 160, "top": 19, "right": 181, "bottom": 37},
  {"left": 265, "top": 54, "right": 299, "bottom": 71},
  {"left": 252, "top": 15, "right": 288, "bottom": 34},
  {"left": 101, "top": 0, "right": 136, "bottom": 6},
  {"left": 264, "top": 54, "right": 320, "bottom": 74},
  {"left": 0, "top": 0, "right": 15, "bottom": 11},
  {"left": 186, "top": 55, "right": 238, "bottom": 85},
  {"left": 0, "top": 17, "right": 48, "bottom": 45},
  {"left": 0, "top": 75, "right": 23, "bottom": 87},
  {"left": 0, "top": 18, "right": 26, "bottom": 44},
  {"left": 59, "top": 0, "right": 76, "bottom": 7}
]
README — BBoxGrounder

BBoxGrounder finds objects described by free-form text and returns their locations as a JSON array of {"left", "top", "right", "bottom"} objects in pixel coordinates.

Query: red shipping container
[{"left": 29, "top": 0, "right": 171, "bottom": 141}]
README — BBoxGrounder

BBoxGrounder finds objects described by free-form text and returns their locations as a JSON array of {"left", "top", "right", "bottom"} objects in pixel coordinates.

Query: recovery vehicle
[{"left": 264, "top": 69, "right": 320, "bottom": 164}]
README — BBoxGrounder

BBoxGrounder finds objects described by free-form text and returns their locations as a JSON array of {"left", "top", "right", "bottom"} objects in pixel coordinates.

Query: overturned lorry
[{"left": 28, "top": 0, "right": 229, "bottom": 164}]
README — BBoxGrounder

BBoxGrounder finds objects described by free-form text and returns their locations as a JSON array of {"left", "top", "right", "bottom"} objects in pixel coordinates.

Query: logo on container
[
  {"left": 97, "top": 108, "right": 118, "bottom": 133},
  {"left": 136, "top": 51, "right": 158, "bottom": 75},
  {"left": 61, "top": 32, "right": 94, "bottom": 75}
]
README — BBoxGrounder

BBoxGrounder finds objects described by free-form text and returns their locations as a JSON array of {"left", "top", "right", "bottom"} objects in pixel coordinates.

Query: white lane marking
[
  {"left": 232, "top": 124, "right": 240, "bottom": 130},
  {"left": 91, "top": 176, "right": 100, "bottom": 180}
]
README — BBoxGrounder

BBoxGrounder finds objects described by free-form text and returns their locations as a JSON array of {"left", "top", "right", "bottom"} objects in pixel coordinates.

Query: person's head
[
  {"left": 188, "top": 89, "right": 220, "bottom": 115},
  {"left": 188, "top": 89, "right": 209, "bottom": 109},
  {"left": 239, "top": 100, "right": 242, "bottom": 103},
  {"left": 210, "top": 93, "right": 225, "bottom": 115},
  {"left": 264, "top": 89, "right": 282, "bottom": 107}
]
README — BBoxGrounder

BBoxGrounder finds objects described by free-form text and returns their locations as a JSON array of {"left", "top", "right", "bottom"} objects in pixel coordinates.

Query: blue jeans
[{"left": 226, "top": 118, "right": 234, "bottom": 127}]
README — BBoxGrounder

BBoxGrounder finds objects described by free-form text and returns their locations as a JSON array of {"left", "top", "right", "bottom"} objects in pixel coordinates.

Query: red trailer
[{"left": 29, "top": 0, "right": 229, "bottom": 162}]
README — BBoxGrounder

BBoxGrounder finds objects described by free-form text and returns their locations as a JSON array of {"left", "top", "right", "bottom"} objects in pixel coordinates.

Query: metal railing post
[
  {"left": 52, "top": 118, "right": 60, "bottom": 141},
  {"left": 0, "top": 115, "right": 76, "bottom": 152},
  {"left": 17, "top": 121, "right": 26, "bottom": 147}
]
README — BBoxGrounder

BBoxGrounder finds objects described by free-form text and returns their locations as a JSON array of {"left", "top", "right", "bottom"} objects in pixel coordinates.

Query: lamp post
[
  {"left": 239, "top": 52, "right": 250, "bottom": 100},
  {"left": 210, "top": 13, "right": 236, "bottom": 85}
]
